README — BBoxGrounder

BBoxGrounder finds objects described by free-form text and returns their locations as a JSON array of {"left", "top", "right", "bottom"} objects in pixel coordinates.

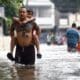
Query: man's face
[{"left": 19, "top": 8, "right": 27, "bottom": 19}]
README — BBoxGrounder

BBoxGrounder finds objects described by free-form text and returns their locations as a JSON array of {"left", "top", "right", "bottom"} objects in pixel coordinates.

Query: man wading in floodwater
[{"left": 7, "top": 6, "right": 42, "bottom": 65}]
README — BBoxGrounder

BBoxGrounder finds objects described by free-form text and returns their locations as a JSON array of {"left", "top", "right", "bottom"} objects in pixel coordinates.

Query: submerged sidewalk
[{"left": 0, "top": 36, "right": 80, "bottom": 80}]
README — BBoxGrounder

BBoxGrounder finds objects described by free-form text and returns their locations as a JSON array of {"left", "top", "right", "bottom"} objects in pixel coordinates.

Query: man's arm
[
  {"left": 10, "top": 17, "right": 19, "bottom": 36},
  {"left": 7, "top": 20, "right": 16, "bottom": 61}
]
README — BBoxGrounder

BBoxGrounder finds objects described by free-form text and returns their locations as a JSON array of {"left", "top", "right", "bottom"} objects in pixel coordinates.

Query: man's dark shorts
[{"left": 15, "top": 44, "right": 35, "bottom": 65}]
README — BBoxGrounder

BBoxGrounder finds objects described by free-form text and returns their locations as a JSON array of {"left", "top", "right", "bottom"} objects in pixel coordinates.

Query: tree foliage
[{"left": 0, "top": 0, "right": 23, "bottom": 17}]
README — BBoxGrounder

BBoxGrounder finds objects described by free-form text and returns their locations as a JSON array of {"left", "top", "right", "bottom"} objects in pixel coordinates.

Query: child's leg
[
  {"left": 33, "top": 35, "right": 42, "bottom": 58},
  {"left": 33, "top": 35, "right": 40, "bottom": 53}
]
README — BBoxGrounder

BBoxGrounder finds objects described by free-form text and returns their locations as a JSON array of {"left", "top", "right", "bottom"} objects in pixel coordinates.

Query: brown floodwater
[{"left": 0, "top": 58, "right": 63, "bottom": 80}]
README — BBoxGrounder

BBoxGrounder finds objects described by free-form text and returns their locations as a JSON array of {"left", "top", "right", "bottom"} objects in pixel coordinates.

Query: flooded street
[
  {"left": 0, "top": 43, "right": 80, "bottom": 80},
  {"left": 0, "top": 0, "right": 80, "bottom": 79}
]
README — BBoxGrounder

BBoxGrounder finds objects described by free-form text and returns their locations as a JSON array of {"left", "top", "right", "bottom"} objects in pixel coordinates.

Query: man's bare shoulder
[{"left": 12, "top": 16, "right": 35, "bottom": 24}]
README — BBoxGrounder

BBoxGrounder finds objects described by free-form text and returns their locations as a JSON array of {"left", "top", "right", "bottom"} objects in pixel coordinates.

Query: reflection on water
[
  {"left": 0, "top": 60, "right": 36, "bottom": 80},
  {"left": 0, "top": 44, "right": 80, "bottom": 80},
  {"left": 0, "top": 57, "right": 80, "bottom": 80},
  {"left": 0, "top": 58, "right": 62, "bottom": 80},
  {"left": 12, "top": 66, "right": 36, "bottom": 80},
  {"left": 0, "top": 58, "right": 59, "bottom": 80},
  {"left": 0, "top": 59, "right": 39, "bottom": 80},
  {"left": 0, "top": 60, "right": 12, "bottom": 80}
]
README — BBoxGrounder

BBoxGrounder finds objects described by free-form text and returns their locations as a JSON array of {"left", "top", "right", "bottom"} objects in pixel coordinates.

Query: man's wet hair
[{"left": 19, "top": 6, "right": 27, "bottom": 11}]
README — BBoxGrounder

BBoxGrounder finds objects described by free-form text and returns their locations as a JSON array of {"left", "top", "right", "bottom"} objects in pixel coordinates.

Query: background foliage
[
  {"left": 0, "top": 0, "right": 23, "bottom": 17},
  {"left": 0, "top": 0, "right": 23, "bottom": 35}
]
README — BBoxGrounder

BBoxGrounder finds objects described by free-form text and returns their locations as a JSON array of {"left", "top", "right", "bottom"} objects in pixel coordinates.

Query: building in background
[
  {"left": 23, "top": 0, "right": 55, "bottom": 30},
  {"left": 0, "top": 6, "right": 6, "bottom": 35},
  {"left": 52, "top": 0, "right": 80, "bottom": 29},
  {"left": 23, "top": 0, "right": 80, "bottom": 30},
  {"left": 23, "top": 0, "right": 80, "bottom": 43}
]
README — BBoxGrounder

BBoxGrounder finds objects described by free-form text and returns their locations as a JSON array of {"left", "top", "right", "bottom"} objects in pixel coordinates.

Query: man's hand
[
  {"left": 7, "top": 52, "right": 15, "bottom": 61},
  {"left": 37, "top": 53, "right": 42, "bottom": 59}
]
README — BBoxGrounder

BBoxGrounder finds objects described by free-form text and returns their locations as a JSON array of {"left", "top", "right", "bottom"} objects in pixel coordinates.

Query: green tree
[
  {"left": 0, "top": 0, "right": 23, "bottom": 35},
  {"left": 0, "top": 0, "right": 23, "bottom": 17}
]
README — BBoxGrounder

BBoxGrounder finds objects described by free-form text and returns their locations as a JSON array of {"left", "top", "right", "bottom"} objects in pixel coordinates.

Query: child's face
[{"left": 27, "top": 12, "right": 33, "bottom": 18}]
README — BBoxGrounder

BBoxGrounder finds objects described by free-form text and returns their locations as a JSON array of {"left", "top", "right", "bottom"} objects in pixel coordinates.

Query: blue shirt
[{"left": 66, "top": 28, "right": 79, "bottom": 44}]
